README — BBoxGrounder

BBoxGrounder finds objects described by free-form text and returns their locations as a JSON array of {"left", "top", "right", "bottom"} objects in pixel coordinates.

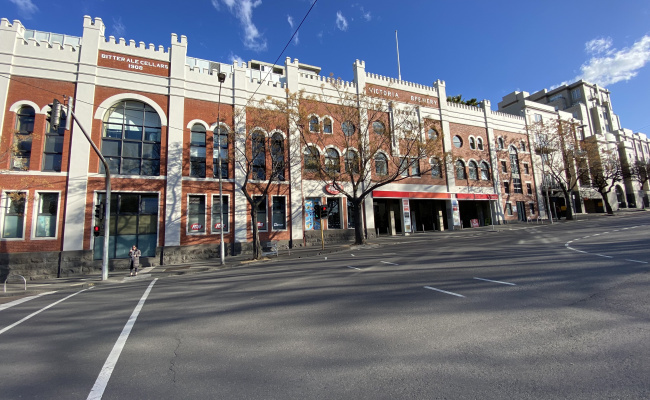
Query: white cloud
[
  {"left": 213, "top": 0, "right": 267, "bottom": 52},
  {"left": 287, "top": 15, "right": 299, "bottom": 45},
  {"left": 9, "top": 0, "right": 38, "bottom": 19},
  {"left": 577, "top": 35, "right": 650, "bottom": 86},
  {"left": 229, "top": 52, "right": 245, "bottom": 65},
  {"left": 112, "top": 18, "right": 126, "bottom": 38},
  {"left": 336, "top": 11, "right": 348, "bottom": 31}
]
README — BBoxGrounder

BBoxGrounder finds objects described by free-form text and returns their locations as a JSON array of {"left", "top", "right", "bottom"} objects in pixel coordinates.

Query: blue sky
[{"left": 6, "top": 0, "right": 650, "bottom": 133}]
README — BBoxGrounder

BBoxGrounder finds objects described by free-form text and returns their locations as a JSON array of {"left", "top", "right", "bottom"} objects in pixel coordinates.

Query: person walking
[{"left": 129, "top": 245, "right": 141, "bottom": 276}]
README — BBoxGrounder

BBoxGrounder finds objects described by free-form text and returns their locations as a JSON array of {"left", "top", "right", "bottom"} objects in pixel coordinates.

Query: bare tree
[
  {"left": 293, "top": 80, "right": 447, "bottom": 245},
  {"left": 627, "top": 158, "right": 650, "bottom": 207},
  {"left": 584, "top": 143, "right": 624, "bottom": 215},
  {"left": 530, "top": 119, "right": 590, "bottom": 220}
]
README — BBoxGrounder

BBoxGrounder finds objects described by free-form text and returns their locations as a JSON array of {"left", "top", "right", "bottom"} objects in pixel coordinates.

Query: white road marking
[
  {"left": 0, "top": 291, "right": 57, "bottom": 312},
  {"left": 380, "top": 261, "right": 399, "bottom": 266},
  {"left": 0, "top": 289, "right": 89, "bottom": 335},
  {"left": 625, "top": 259, "right": 648, "bottom": 264},
  {"left": 424, "top": 286, "right": 465, "bottom": 298},
  {"left": 87, "top": 279, "right": 158, "bottom": 400},
  {"left": 473, "top": 277, "right": 516, "bottom": 286},
  {"left": 595, "top": 254, "right": 613, "bottom": 258},
  {"left": 350, "top": 254, "right": 355, "bottom": 257},
  {"left": 346, "top": 266, "right": 361, "bottom": 270}
]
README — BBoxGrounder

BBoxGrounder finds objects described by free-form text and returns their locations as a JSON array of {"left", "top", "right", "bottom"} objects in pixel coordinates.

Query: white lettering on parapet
[
  {"left": 368, "top": 87, "right": 399, "bottom": 99},
  {"left": 410, "top": 95, "right": 439, "bottom": 106},
  {"left": 101, "top": 53, "right": 169, "bottom": 71}
]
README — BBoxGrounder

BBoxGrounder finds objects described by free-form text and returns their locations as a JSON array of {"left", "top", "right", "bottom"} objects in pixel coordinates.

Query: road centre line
[
  {"left": 595, "top": 254, "right": 614, "bottom": 258},
  {"left": 473, "top": 277, "right": 516, "bottom": 286},
  {"left": 0, "top": 289, "right": 90, "bottom": 335},
  {"left": 424, "top": 286, "right": 465, "bottom": 298},
  {"left": 625, "top": 259, "right": 648, "bottom": 264},
  {"left": 346, "top": 266, "right": 361, "bottom": 270},
  {"left": 380, "top": 261, "right": 399, "bottom": 266},
  {"left": 0, "top": 291, "right": 57, "bottom": 312},
  {"left": 88, "top": 279, "right": 158, "bottom": 400}
]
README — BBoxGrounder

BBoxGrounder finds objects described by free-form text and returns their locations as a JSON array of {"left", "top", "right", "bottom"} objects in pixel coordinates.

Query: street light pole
[{"left": 217, "top": 72, "right": 226, "bottom": 265}]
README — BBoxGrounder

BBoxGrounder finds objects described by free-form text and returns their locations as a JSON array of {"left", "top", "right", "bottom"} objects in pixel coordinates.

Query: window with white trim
[
  {"left": 254, "top": 195, "right": 267, "bottom": 231},
  {"left": 188, "top": 195, "right": 206, "bottom": 233},
  {"left": 327, "top": 198, "right": 341, "bottom": 229},
  {"left": 211, "top": 195, "right": 229, "bottom": 233},
  {"left": 2, "top": 192, "right": 26, "bottom": 238},
  {"left": 12, "top": 106, "right": 35, "bottom": 170},
  {"left": 34, "top": 193, "right": 58, "bottom": 238},
  {"left": 190, "top": 124, "right": 206, "bottom": 177},
  {"left": 42, "top": 112, "right": 66, "bottom": 172},
  {"left": 272, "top": 196, "right": 286, "bottom": 230}
]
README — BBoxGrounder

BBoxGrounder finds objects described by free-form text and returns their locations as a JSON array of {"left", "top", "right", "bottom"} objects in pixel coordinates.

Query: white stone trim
[{"left": 93, "top": 93, "right": 168, "bottom": 125}]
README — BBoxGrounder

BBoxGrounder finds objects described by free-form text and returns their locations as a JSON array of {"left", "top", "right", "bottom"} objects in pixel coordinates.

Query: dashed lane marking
[
  {"left": 424, "top": 286, "right": 465, "bottom": 298},
  {"left": 346, "top": 266, "right": 362, "bottom": 270},
  {"left": 473, "top": 277, "right": 516, "bottom": 286},
  {"left": 380, "top": 261, "right": 399, "bottom": 266}
]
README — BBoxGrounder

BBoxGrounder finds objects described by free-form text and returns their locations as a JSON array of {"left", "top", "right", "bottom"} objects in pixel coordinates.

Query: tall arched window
[
  {"left": 455, "top": 160, "right": 466, "bottom": 179},
  {"left": 252, "top": 131, "right": 266, "bottom": 180},
  {"left": 480, "top": 162, "right": 490, "bottom": 180},
  {"left": 271, "top": 132, "right": 285, "bottom": 181},
  {"left": 190, "top": 124, "right": 206, "bottom": 177},
  {"left": 477, "top": 137, "right": 484, "bottom": 151},
  {"left": 430, "top": 158, "right": 441, "bottom": 178},
  {"left": 214, "top": 125, "right": 229, "bottom": 179},
  {"left": 468, "top": 160, "right": 478, "bottom": 180},
  {"left": 325, "top": 148, "right": 340, "bottom": 174},
  {"left": 323, "top": 117, "right": 332, "bottom": 134},
  {"left": 304, "top": 146, "right": 320, "bottom": 172},
  {"left": 345, "top": 150, "right": 360, "bottom": 174},
  {"left": 469, "top": 137, "right": 476, "bottom": 150},
  {"left": 497, "top": 137, "right": 504, "bottom": 150},
  {"left": 12, "top": 105, "right": 35, "bottom": 170},
  {"left": 509, "top": 146, "right": 520, "bottom": 174},
  {"left": 102, "top": 100, "right": 161, "bottom": 176},
  {"left": 309, "top": 116, "right": 319, "bottom": 132},
  {"left": 375, "top": 153, "right": 388, "bottom": 176},
  {"left": 42, "top": 109, "right": 66, "bottom": 172}
]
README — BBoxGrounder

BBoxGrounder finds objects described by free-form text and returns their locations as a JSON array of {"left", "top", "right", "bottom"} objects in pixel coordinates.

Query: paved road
[{"left": 1, "top": 214, "right": 649, "bottom": 399}]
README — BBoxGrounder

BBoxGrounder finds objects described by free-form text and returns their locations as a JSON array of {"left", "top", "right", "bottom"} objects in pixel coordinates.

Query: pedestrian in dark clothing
[{"left": 129, "top": 245, "right": 141, "bottom": 276}]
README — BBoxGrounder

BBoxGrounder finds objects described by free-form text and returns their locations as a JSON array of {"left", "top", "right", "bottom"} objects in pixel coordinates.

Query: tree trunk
[
  {"left": 352, "top": 199, "right": 364, "bottom": 245},
  {"left": 251, "top": 209, "right": 261, "bottom": 259},
  {"left": 600, "top": 192, "right": 614, "bottom": 215},
  {"left": 563, "top": 191, "right": 574, "bottom": 220}
]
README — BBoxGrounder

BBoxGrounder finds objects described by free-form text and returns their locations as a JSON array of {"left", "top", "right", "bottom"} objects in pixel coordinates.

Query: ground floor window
[
  {"left": 327, "top": 198, "right": 341, "bottom": 229},
  {"left": 188, "top": 195, "right": 206, "bottom": 233},
  {"left": 529, "top": 202, "right": 535, "bottom": 215},
  {"left": 212, "top": 195, "right": 229, "bottom": 232},
  {"left": 35, "top": 192, "right": 59, "bottom": 237},
  {"left": 347, "top": 200, "right": 356, "bottom": 229},
  {"left": 2, "top": 192, "right": 26, "bottom": 238},
  {"left": 304, "top": 198, "right": 321, "bottom": 231},
  {"left": 272, "top": 196, "right": 286, "bottom": 230},
  {"left": 93, "top": 193, "right": 158, "bottom": 259},
  {"left": 254, "top": 195, "right": 267, "bottom": 231},
  {"left": 505, "top": 203, "right": 513, "bottom": 216}
]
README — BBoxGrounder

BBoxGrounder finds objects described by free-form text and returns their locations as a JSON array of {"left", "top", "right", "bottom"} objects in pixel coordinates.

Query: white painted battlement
[
  {"left": 446, "top": 101, "right": 483, "bottom": 113},
  {"left": 1, "top": 18, "right": 25, "bottom": 35},
  {"left": 365, "top": 72, "right": 438, "bottom": 93},
  {"left": 300, "top": 73, "right": 356, "bottom": 89},
  {"left": 490, "top": 110, "right": 525, "bottom": 121}
]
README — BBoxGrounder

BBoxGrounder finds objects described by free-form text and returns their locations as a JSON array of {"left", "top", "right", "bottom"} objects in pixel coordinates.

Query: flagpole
[{"left": 395, "top": 30, "right": 402, "bottom": 81}]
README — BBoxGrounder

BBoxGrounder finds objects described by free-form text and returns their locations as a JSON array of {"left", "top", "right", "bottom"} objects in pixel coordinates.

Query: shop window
[
  {"left": 345, "top": 150, "right": 360, "bottom": 174},
  {"left": 430, "top": 158, "right": 441, "bottom": 178},
  {"left": 102, "top": 101, "right": 161, "bottom": 176},
  {"left": 529, "top": 202, "right": 535, "bottom": 215},
  {"left": 214, "top": 125, "right": 229, "bottom": 179},
  {"left": 468, "top": 161, "right": 478, "bottom": 180},
  {"left": 455, "top": 160, "right": 466, "bottom": 179},
  {"left": 2, "top": 192, "right": 26, "bottom": 238},
  {"left": 272, "top": 196, "right": 286, "bottom": 230},
  {"left": 212, "top": 195, "right": 229, "bottom": 233},
  {"left": 342, "top": 121, "right": 355, "bottom": 137},
  {"left": 327, "top": 198, "right": 341, "bottom": 229},
  {"left": 187, "top": 195, "right": 206, "bottom": 233},
  {"left": 304, "top": 146, "right": 320, "bottom": 172},
  {"left": 480, "top": 162, "right": 490, "bottom": 180},
  {"left": 325, "top": 148, "right": 340, "bottom": 174},
  {"left": 42, "top": 112, "right": 66, "bottom": 172},
  {"left": 252, "top": 131, "right": 266, "bottom": 180},
  {"left": 453, "top": 136, "right": 463, "bottom": 148},
  {"left": 34, "top": 193, "right": 58, "bottom": 238},
  {"left": 375, "top": 153, "right": 388, "bottom": 176},
  {"left": 347, "top": 201, "right": 356, "bottom": 229},
  {"left": 190, "top": 124, "right": 206, "bottom": 177},
  {"left": 323, "top": 118, "right": 332, "bottom": 134},
  {"left": 254, "top": 195, "right": 267, "bottom": 231},
  {"left": 271, "top": 132, "right": 285, "bottom": 181},
  {"left": 12, "top": 106, "right": 35, "bottom": 170},
  {"left": 93, "top": 193, "right": 158, "bottom": 259}
]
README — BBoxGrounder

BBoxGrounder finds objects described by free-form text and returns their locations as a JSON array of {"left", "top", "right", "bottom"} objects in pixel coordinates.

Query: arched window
[
  {"left": 214, "top": 125, "right": 229, "bottom": 179},
  {"left": 309, "top": 116, "right": 319, "bottom": 132},
  {"left": 190, "top": 124, "right": 206, "bottom": 177},
  {"left": 323, "top": 117, "right": 332, "bottom": 134},
  {"left": 453, "top": 136, "right": 463, "bottom": 148},
  {"left": 477, "top": 137, "right": 484, "bottom": 151},
  {"left": 468, "top": 160, "right": 478, "bottom": 180},
  {"left": 325, "top": 148, "right": 341, "bottom": 174},
  {"left": 102, "top": 101, "right": 162, "bottom": 176},
  {"left": 12, "top": 105, "right": 35, "bottom": 170},
  {"left": 509, "top": 146, "right": 520, "bottom": 174},
  {"left": 497, "top": 137, "right": 504, "bottom": 150},
  {"left": 342, "top": 121, "right": 355, "bottom": 137},
  {"left": 345, "top": 150, "right": 360, "bottom": 174},
  {"left": 469, "top": 137, "right": 476, "bottom": 150},
  {"left": 252, "top": 131, "right": 266, "bottom": 180},
  {"left": 480, "top": 162, "right": 490, "bottom": 180},
  {"left": 375, "top": 153, "right": 388, "bottom": 176},
  {"left": 430, "top": 158, "right": 442, "bottom": 178},
  {"left": 455, "top": 160, "right": 466, "bottom": 179},
  {"left": 271, "top": 132, "right": 285, "bottom": 181},
  {"left": 428, "top": 128, "right": 438, "bottom": 140},
  {"left": 372, "top": 121, "right": 385, "bottom": 135},
  {"left": 304, "top": 146, "right": 320, "bottom": 171},
  {"left": 42, "top": 109, "right": 66, "bottom": 172}
]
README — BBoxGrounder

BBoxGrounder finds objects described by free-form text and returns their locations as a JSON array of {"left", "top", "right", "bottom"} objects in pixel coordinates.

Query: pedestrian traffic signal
[
  {"left": 94, "top": 204, "right": 104, "bottom": 220},
  {"left": 46, "top": 99, "right": 63, "bottom": 131},
  {"left": 93, "top": 225, "right": 101, "bottom": 237}
]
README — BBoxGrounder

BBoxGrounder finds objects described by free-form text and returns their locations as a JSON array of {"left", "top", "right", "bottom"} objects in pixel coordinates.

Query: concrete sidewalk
[{"left": 2, "top": 209, "right": 643, "bottom": 303}]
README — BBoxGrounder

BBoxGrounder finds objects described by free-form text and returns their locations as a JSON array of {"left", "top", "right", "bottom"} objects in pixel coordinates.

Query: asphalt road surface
[{"left": 1, "top": 214, "right": 649, "bottom": 399}]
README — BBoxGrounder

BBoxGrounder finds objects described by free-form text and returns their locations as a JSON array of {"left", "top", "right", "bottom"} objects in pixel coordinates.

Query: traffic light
[
  {"left": 93, "top": 225, "right": 101, "bottom": 237},
  {"left": 46, "top": 99, "right": 63, "bottom": 131},
  {"left": 320, "top": 204, "right": 329, "bottom": 219},
  {"left": 94, "top": 204, "right": 105, "bottom": 220},
  {"left": 314, "top": 203, "right": 321, "bottom": 219}
]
